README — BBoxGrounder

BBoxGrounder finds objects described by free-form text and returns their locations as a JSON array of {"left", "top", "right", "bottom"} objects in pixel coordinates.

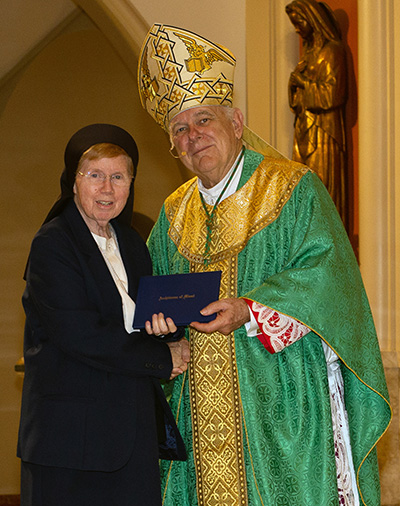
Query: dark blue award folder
[{"left": 133, "top": 271, "right": 222, "bottom": 328}]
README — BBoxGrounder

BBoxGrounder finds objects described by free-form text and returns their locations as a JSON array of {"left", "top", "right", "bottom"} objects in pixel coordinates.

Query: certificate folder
[{"left": 133, "top": 271, "right": 222, "bottom": 328}]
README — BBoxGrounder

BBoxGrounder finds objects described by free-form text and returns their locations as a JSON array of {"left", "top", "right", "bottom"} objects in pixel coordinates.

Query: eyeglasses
[{"left": 77, "top": 170, "right": 133, "bottom": 187}]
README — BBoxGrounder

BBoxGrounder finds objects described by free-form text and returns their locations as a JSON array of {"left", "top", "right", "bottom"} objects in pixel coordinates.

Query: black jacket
[{"left": 18, "top": 201, "right": 185, "bottom": 472}]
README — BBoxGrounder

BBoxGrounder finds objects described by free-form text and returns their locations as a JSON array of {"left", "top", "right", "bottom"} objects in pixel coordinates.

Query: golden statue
[{"left": 286, "top": 0, "right": 348, "bottom": 227}]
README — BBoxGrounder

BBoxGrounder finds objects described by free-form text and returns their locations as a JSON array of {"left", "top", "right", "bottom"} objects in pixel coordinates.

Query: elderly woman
[{"left": 17, "top": 124, "right": 188, "bottom": 506}]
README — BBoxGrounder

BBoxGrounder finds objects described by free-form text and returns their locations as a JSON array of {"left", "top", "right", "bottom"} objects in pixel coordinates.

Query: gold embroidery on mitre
[
  {"left": 165, "top": 157, "right": 309, "bottom": 264},
  {"left": 174, "top": 31, "right": 234, "bottom": 75},
  {"left": 140, "top": 47, "right": 159, "bottom": 103}
]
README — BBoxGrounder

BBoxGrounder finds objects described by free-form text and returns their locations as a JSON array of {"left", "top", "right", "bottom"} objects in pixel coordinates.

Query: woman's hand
[{"left": 145, "top": 312, "right": 177, "bottom": 337}]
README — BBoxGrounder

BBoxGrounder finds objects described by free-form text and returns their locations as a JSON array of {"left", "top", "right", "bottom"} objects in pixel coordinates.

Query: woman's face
[
  {"left": 73, "top": 155, "right": 131, "bottom": 236},
  {"left": 288, "top": 11, "right": 313, "bottom": 40}
]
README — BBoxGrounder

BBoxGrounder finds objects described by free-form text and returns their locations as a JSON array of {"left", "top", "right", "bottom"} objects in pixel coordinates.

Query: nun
[{"left": 18, "top": 124, "right": 188, "bottom": 506}]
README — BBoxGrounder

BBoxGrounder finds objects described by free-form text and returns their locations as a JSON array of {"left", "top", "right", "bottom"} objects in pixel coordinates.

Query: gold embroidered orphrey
[{"left": 165, "top": 158, "right": 308, "bottom": 506}]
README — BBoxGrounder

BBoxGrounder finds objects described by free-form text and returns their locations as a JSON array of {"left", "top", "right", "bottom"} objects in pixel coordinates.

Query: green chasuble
[{"left": 147, "top": 149, "right": 391, "bottom": 506}]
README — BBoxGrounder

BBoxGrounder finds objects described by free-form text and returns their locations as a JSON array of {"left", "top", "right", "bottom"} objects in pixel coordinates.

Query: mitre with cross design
[{"left": 138, "top": 23, "right": 236, "bottom": 131}]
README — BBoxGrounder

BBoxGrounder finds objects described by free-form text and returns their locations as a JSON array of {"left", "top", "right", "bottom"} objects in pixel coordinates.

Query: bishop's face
[{"left": 169, "top": 106, "right": 244, "bottom": 189}]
